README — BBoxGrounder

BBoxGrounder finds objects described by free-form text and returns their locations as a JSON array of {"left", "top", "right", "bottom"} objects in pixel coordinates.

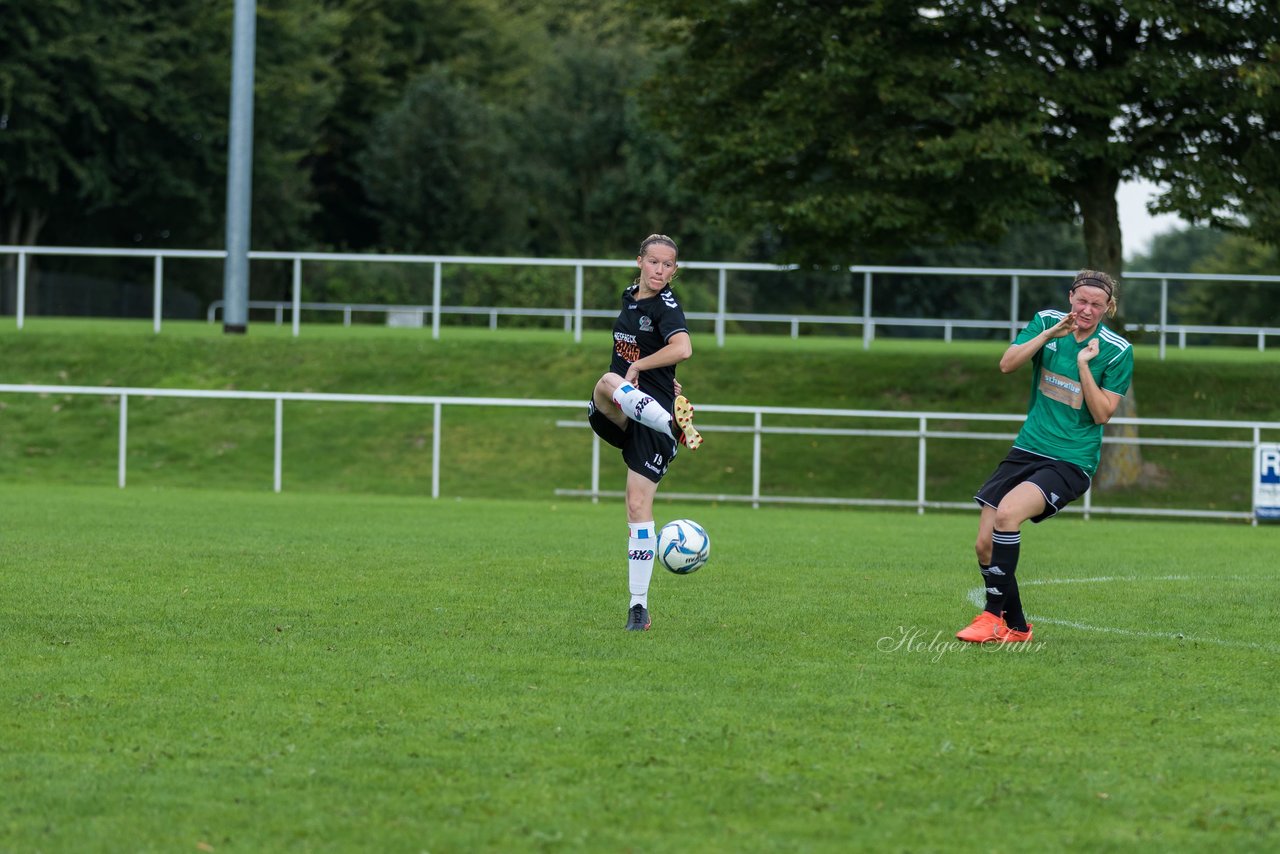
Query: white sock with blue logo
[
  {"left": 612, "top": 383, "right": 674, "bottom": 436},
  {"left": 628, "top": 521, "right": 656, "bottom": 608}
]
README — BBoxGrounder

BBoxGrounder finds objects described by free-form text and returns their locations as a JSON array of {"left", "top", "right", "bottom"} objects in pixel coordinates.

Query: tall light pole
[{"left": 222, "top": 0, "right": 256, "bottom": 334}]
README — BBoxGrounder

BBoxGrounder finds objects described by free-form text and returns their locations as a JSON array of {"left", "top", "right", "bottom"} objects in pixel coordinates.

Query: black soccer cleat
[{"left": 625, "top": 603, "right": 651, "bottom": 631}]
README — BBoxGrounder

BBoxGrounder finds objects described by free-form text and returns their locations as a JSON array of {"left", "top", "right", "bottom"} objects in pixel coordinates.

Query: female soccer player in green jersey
[{"left": 956, "top": 270, "right": 1134, "bottom": 644}]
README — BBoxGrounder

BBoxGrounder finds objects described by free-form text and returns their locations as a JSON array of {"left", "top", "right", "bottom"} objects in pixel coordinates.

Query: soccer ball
[{"left": 657, "top": 519, "right": 710, "bottom": 574}]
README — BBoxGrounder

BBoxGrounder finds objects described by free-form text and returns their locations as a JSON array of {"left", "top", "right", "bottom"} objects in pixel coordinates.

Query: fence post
[
  {"left": 591, "top": 434, "right": 600, "bottom": 504},
  {"left": 118, "top": 393, "right": 128, "bottom": 488},
  {"left": 716, "top": 267, "right": 727, "bottom": 347},
  {"left": 862, "top": 271, "right": 873, "bottom": 350},
  {"left": 1253, "top": 425, "right": 1261, "bottom": 527},
  {"left": 153, "top": 255, "right": 164, "bottom": 334},
  {"left": 1009, "top": 275, "right": 1019, "bottom": 341},
  {"left": 917, "top": 416, "right": 928, "bottom": 514},
  {"left": 273, "top": 397, "right": 283, "bottom": 493},
  {"left": 432, "top": 262, "right": 442, "bottom": 340},
  {"left": 16, "top": 251, "right": 26, "bottom": 329},
  {"left": 1159, "top": 278, "right": 1169, "bottom": 361},
  {"left": 291, "top": 257, "right": 302, "bottom": 338},
  {"left": 431, "top": 402, "right": 442, "bottom": 498},
  {"left": 752, "top": 411, "right": 763, "bottom": 509},
  {"left": 574, "top": 264, "right": 584, "bottom": 343}
]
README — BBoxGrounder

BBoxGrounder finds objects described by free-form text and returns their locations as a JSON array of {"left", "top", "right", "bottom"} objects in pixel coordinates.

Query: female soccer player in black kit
[{"left": 587, "top": 234, "right": 703, "bottom": 631}]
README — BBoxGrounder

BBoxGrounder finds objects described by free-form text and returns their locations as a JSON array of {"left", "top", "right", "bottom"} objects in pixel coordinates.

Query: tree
[
  {"left": 1125, "top": 226, "right": 1228, "bottom": 326},
  {"left": 1177, "top": 234, "right": 1280, "bottom": 330},
  {"left": 306, "top": 0, "right": 529, "bottom": 250},
  {"left": 358, "top": 67, "right": 522, "bottom": 254},
  {"left": 0, "top": 0, "right": 226, "bottom": 249},
  {"left": 355, "top": 0, "right": 720, "bottom": 262},
  {"left": 632, "top": 0, "right": 1280, "bottom": 489},
  {"left": 632, "top": 0, "right": 1280, "bottom": 268}
]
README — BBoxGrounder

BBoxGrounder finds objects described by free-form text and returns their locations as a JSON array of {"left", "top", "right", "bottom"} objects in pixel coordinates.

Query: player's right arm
[{"left": 999, "top": 312, "right": 1076, "bottom": 374}]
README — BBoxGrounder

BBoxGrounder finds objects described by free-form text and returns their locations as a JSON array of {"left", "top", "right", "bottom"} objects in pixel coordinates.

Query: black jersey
[{"left": 608, "top": 284, "right": 689, "bottom": 411}]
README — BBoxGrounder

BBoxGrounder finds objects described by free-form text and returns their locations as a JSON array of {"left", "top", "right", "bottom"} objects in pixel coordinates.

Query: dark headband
[{"left": 1071, "top": 276, "right": 1113, "bottom": 298}]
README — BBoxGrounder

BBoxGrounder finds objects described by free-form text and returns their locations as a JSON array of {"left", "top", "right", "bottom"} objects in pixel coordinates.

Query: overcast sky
[{"left": 1117, "top": 179, "right": 1186, "bottom": 260}]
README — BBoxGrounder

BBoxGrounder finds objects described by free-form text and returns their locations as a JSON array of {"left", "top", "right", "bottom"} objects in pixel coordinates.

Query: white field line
[{"left": 965, "top": 575, "right": 1280, "bottom": 653}]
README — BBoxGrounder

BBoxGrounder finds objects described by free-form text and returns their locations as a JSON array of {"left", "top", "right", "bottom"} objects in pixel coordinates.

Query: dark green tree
[
  {"left": 1, "top": 0, "right": 350, "bottom": 311},
  {"left": 1177, "top": 234, "right": 1280, "bottom": 331},
  {"left": 306, "top": 0, "right": 526, "bottom": 250},
  {"left": 1125, "top": 227, "right": 1229, "bottom": 326},
  {"left": 0, "top": 0, "right": 226, "bottom": 249},
  {"left": 633, "top": 0, "right": 1280, "bottom": 489},
  {"left": 632, "top": 0, "right": 1280, "bottom": 274},
  {"left": 358, "top": 67, "right": 522, "bottom": 254}
]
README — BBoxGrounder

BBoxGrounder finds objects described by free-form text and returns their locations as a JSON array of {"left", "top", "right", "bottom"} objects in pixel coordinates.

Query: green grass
[
  {"left": 2, "top": 484, "right": 1278, "bottom": 851},
  {"left": 2, "top": 320, "right": 1279, "bottom": 513}
]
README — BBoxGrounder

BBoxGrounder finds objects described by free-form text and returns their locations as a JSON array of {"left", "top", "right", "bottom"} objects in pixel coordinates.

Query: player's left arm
[{"left": 1077, "top": 338, "right": 1123, "bottom": 424}]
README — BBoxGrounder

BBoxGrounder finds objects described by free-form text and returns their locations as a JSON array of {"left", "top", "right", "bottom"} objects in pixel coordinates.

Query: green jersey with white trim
[{"left": 1011, "top": 310, "right": 1134, "bottom": 476}]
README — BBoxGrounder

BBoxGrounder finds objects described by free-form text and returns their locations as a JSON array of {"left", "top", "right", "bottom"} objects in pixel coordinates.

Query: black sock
[
  {"left": 1003, "top": 577, "right": 1027, "bottom": 632},
  {"left": 979, "top": 562, "right": 1004, "bottom": 615},
  {"left": 990, "top": 529, "right": 1025, "bottom": 630}
]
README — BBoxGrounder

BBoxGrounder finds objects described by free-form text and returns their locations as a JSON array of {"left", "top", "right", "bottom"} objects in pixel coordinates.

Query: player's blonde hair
[
  {"left": 638, "top": 233, "right": 678, "bottom": 257},
  {"left": 1071, "top": 269, "right": 1119, "bottom": 317}
]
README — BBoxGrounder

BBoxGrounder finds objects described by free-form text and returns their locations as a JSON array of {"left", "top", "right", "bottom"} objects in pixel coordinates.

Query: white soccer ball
[{"left": 657, "top": 519, "right": 710, "bottom": 575}]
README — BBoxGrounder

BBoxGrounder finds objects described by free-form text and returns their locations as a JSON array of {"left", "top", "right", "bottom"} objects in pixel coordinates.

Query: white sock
[
  {"left": 612, "top": 383, "right": 674, "bottom": 437},
  {"left": 628, "top": 521, "right": 656, "bottom": 608}
]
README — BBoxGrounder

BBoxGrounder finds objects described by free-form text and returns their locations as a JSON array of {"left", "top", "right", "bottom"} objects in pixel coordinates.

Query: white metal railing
[
  {"left": 4, "top": 245, "right": 1280, "bottom": 359},
  {"left": 204, "top": 297, "right": 1280, "bottom": 355},
  {"left": 2, "top": 382, "right": 1277, "bottom": 524}
]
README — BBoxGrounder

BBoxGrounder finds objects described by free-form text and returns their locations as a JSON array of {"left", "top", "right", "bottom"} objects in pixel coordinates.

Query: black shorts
[
  {"left": 974, "top": 447, "right": 1090, "bottom": 523},
  {"left": 587, "top": 401, "right": 677, "bottom": 484}
]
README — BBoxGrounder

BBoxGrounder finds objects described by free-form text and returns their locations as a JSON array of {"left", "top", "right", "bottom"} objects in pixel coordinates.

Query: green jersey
[{"left": 1011, "top": 310, "right": 1134, "bottom": 476}]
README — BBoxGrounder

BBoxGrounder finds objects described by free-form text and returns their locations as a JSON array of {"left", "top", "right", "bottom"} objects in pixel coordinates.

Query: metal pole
[
  {"left": 716, "top": 268, "right": 727, "bottom": 348},
  {"left": 153, "top": 255, "right": 164, "bottom": 333},
  {"left": 752, "top": 412, "right": 762, "bottom": 509},
  {"left": 862, "top": 271, "right": 873, "bottom": 350},
  {"left": 1010, "top": 275, "right": 1019, "bottom": 341},
  {"left": 1253, "top": 426, "right": 1261, "bottom": 527},
  {"left": 118, "top": 394, "right": 128, "bottom": 488},
  {"left": 291, "top": 257, "right": 302, "bottom": 337},
  {"left": 431, "top": 402, "right": 442, "bottom": 498},
  {"left": 591, "top": 434, "right": 600, "bottom": 504},
  {"left": 273, "top": 398, "right": 283, "bottom": 492},
  {"left": 917, "top": 417, "right": 927, "bottom": 515},
  {"left": 574, "top": 264, "right": 584, "bottom": 343},
  {"left": 1159, "top": 278, "right": 1168, "bottom": 361},
  {"left": 16, "top": 251, "right": 26, "bottom": 329},
  {"left": 221, "top": 0, "right": 257, "bottom": 334},
  {"left": 432, "top": 262, "right": 442, "bottom": 340}
]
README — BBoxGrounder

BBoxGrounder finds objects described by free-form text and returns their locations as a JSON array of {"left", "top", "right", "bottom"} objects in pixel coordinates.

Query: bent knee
[
  {"left": 596, "top": 373, "right": 624, "bottom": 395},
  {"left": 993, "top": 508, "right": 1028, "bottom": 531}
]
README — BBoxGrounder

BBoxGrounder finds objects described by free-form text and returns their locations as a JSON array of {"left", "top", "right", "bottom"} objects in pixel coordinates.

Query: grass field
[
  {"left": 3, "top": 483, "right": 1279, "bottom": 851},
  {"left": 3, "top": 320, "right": 1280, "bottom": 514}
]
